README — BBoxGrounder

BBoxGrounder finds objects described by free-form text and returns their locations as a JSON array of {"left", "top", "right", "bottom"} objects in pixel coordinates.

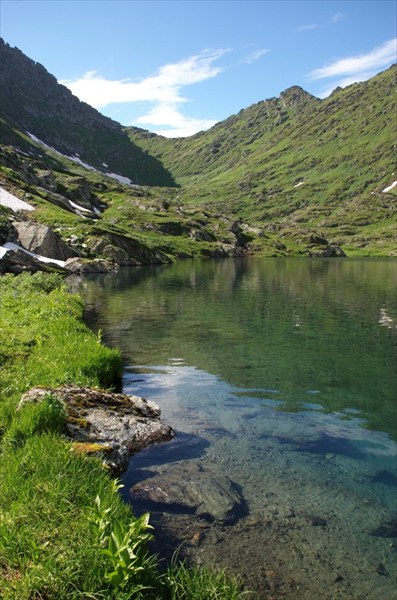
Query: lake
[{"left": 72, "top": 257, "right": 397, "bottom": 599}]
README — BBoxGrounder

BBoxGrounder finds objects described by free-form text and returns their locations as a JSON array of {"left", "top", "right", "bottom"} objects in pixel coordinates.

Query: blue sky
[{"left": 1, "top": 0, "right": 396, "bottom": 137}]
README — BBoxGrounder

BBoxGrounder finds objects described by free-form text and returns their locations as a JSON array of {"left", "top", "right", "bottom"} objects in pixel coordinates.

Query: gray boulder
[
  {"left": 64, "top": 257, "right": 116, "bottom": 273},
  {"left": 0, "top": 247, "right": 65, "bottom": 274},
  {"left": 306, "top": 242, "right": 346, "bottom": 257},
  {"left": 19, "top": 386, "right": 174, "bottom": 473},
  {"left": 13, "top": 221, "right": 77, "bottom": 260}
]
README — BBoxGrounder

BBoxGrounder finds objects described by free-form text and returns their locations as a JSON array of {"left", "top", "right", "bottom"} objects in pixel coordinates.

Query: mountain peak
[{"left": 279, "top": 85, "right": 319, "bottom": 107}]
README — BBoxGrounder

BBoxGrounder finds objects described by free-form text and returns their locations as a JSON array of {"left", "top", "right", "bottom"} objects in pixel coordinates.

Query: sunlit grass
[{"left": 0, "top": 272, "right": 249, "bottom": 599}]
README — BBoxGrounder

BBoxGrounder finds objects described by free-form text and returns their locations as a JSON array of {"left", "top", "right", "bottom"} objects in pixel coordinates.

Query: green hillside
[
  {"left": 127, "top": 65, "right": 397, "bottom": 256},
  {"left": 0, "top": 38, "right": 396, "bottom": 266}
]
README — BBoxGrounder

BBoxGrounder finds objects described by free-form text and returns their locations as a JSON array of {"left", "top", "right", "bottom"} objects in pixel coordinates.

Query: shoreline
[{"left": 0, "top": 270, "right": 249, "bottom": 599}]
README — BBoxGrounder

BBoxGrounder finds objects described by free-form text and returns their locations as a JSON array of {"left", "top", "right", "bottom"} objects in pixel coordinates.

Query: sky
[{"left": 1, "top": 0, "right": 396, "bottom": 137}]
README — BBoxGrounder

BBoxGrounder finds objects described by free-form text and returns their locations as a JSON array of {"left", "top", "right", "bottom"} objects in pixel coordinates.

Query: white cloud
[
  {"left": 62, "top": 49, "right": 228, "bottom": 107},
  {"left": 298, "top": 24, "right": 319, "bottom": 32},
  {"left": 309, "top": 38, "right": 397, "bottom": 80},
  {"left": 308, "top": 38, "right": 397, "bottom": 97},
  {"left": 135, "top": 103, "right": 218, "bottom": 138},
  {"left": 61, "top": 49, "right": 228, "bottom": 137},
  {"left": 241, "top": 48, "right": 269, "bottom": 64}
]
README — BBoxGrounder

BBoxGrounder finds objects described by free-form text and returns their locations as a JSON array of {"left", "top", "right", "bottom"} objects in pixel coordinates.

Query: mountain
[
  {"left": 0, "top": 38, "right": 175, "bottom": 187},
  {"left": 127, "top": 66, "right": 397, "bottom": 255},
  {"left": 0, "top": 39, "right": 396, "bottom": 273}
]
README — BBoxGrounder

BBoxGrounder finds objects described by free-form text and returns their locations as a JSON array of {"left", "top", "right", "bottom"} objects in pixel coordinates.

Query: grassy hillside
[
  {"left": 0, "top": 38, "right": 396, "bottom": 259},
  {"left": 127, "top": 66, "right": 397, "bottom": 256}
]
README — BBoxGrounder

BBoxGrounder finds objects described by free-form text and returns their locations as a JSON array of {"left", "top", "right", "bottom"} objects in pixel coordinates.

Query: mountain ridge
[{"left": 0, "top": 39, "right": 396, "bottom": 271}]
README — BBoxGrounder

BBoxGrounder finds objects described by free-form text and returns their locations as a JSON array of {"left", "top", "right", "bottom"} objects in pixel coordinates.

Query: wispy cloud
[
  {"left": 61, "top": 49, "right": 229, "bottom": 137},
  {"left": 308, "top": 38, "right": 397, "bottom": 96},
  {"left": 309, "top": 38, "right": 396, "bottom": 80},
  {"left": 331, "top": 12, "right": 344, "bottom": 24},
  {"left": 241, "top": 48, "right": 269, "bottom": 64},
  {"left": 298, "top": 23, "right": 319, "bottom": 32}
]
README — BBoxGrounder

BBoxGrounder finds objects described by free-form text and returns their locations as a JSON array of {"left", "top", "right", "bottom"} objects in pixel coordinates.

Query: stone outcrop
[
  {"left": 13, "top": 220, "right": 78, "bottom": 260},
  {"left": 130, "top": 462, "right": 246, "bottom": 524},
  {"left": 306, "top": 242, "right": 346, "bottom": 257},
  {"left": 0, "top": 246, "right": 64, "bottom": 274},
  {"left": 64, "top": 257, "right": 116, "bottom": 274},
  {"left": 19, "top": 386, "right": 174, "bottom": 472}
]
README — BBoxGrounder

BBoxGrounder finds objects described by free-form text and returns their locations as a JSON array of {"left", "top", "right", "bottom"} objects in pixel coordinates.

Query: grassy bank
[{"left": 0, "top": 272, "right": 248, "bottom": 599}]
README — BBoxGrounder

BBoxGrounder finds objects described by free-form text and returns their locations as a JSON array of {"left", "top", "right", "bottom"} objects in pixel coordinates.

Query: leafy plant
[{"left": 88, "top": 491, "right": 155, "bottom": 595}]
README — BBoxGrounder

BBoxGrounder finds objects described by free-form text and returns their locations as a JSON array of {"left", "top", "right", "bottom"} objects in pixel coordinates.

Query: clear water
[{"left": 72, "top": 257, "right": 397, "bottom": 599}]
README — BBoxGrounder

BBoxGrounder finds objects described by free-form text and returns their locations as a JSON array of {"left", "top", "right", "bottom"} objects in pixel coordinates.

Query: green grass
[{"left": 0, "top": 272, "right": 250, "bottom": 599}]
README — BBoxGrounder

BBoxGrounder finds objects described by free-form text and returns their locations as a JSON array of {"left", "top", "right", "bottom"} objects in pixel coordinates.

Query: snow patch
[
  {"left": 0, "top": 187, "right": 35, "bottom": 212},
  {"left": 69, "top": 200, "right": 94, "bottom": 213},
  {"left": 1, "top": 242, "right": 66, "bottom": 267},
  {"left": 27, "top": 132, "right": 57, "bottom": 152},
  {"left": 294, "top": 181, "right": 305, "bottom": 188},
  {"left": 382, "top": 180, "right": 397, "bottom": 193},
  {"left": 104, "top": 171, "right": 133, "bottom": 185},
  {"left": 27, "top": 131, "right": 134, "bottom": 185},
  {"left": 69, "top": 155, "right": 97, "bottom": 171}
]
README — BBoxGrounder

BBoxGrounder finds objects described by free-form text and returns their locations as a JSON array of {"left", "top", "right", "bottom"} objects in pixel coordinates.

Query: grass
[{"left": 0, "top": 272, "right": 251, "bottom": 599}]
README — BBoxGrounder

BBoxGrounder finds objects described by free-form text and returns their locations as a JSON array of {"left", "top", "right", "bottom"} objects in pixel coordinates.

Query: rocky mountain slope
[
  {"left": 128, "top": 65, "right": 397, "bottom": 255},
  {"left": 0, "top": 39, "right": 396, "bottom": 273},
  {"left": 0, "top": 38, "right": 175, "bottom": 187}
]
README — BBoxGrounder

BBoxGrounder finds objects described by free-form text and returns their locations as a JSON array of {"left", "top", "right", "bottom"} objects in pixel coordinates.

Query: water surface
[{"left": 73, "top": 257, "right": 397, "bottom": 599}]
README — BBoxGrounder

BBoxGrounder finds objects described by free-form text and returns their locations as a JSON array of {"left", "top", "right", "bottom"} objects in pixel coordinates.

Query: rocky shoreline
[{"left": 19, "top": 385, "right": 174, "bottom": 473}]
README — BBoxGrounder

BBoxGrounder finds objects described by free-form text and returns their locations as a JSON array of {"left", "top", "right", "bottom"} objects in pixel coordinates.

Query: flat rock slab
[
  {"left": 19, "top": 386, "right": 174, "bottom": 472},
  {"left": 130, "top": 462, "right": 246, "bottom": 524}
]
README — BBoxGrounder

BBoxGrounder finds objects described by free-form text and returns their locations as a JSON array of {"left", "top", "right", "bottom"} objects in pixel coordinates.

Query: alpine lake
[{"left": 71, "top": 257, "right": 397, "bottom": 599}]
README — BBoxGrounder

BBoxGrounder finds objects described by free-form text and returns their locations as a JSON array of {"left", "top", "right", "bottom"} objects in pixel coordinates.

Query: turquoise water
[{"left": 73, "top": 257, "right": 397, "bottom": 598}]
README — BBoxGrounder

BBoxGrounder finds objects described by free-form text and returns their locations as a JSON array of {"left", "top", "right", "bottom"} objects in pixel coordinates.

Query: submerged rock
[
  {"left": 130, "top": 462, "right": 246, "bottom": 524},
  {"left": 19, "top": 386, "right": 174, "bottom": 472}
]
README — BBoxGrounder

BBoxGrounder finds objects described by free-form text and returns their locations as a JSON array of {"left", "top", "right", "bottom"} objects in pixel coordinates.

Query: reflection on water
[{"left": 72, "top": 257, "right": 397, "bottom": 599}]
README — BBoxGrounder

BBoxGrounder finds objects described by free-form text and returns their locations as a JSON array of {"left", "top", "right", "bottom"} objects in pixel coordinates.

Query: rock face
[
  {"left": 64, "top": 257, "right": 116, "bottom": 274},
  {"left": 13, "top": 221, "right": 78, "bottom": 260},
  {"left": 19, "top": 386, "right": 174, "bottom": 472},
  {"left": 0, "top": 247, "right": 64, "bottom": 274},
  {"left": 306, "top": 242, "right": 346, "bottom": 257},
  {"left": 0, "top": 38, "right": 176, "bottom": 187},
  {"left": 130, "top": 462, "right": 246, "bottom": 524}
]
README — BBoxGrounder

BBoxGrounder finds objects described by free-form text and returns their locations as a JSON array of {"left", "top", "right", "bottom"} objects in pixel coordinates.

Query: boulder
[
  {"left": 0, "top": 247, "right": 65, "bottom": 274},
  {"left": 19, "top": 386, "right": 174, "bottom": 473},
  {"left": 87, "top": 238, "right": 135, "bottom": 266},
  {"left": 130, "top": 462, "right": 246, "bottom": 524},
  {"left": 13, "top": 221, "right": 77, "bottom": 260},
  {"left": 306, "top": 243, "right": 346, "bottom": 257},
  {"left": 64, "top": 257, "right": 116, "bottom": 273}
]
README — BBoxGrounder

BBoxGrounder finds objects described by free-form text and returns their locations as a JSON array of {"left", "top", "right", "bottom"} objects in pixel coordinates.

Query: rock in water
[{"left": 131, "top": 462, "right": 246, "bottom": 524}]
